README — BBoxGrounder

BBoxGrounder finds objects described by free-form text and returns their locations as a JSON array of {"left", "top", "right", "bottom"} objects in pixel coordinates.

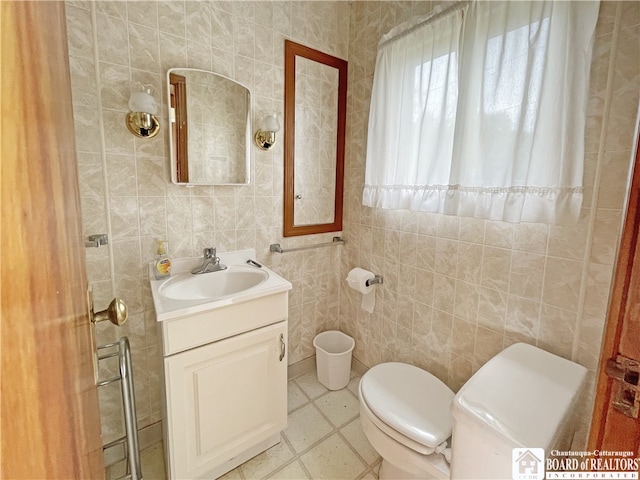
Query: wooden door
[
  {"left": 1, "top": 2, "right": 104, "bottom": 478},
  {"left": 589, "top": 128, "right": 640, "bottom": 455}
]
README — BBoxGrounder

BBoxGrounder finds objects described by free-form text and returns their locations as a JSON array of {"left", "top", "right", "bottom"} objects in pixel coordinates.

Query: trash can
[{"left": 313, "top": 330, "right": 355, "bottom": 390}]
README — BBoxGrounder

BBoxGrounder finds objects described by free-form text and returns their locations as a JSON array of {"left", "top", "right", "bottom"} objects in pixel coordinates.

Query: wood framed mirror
[{"left": 284, "top": 40, "right": 347, "bottom": 237}]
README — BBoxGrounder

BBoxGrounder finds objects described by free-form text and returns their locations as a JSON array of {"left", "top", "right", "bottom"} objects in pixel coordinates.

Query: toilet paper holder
[{"left": 365, "top": 275, "right": 384, "bottom": 287}]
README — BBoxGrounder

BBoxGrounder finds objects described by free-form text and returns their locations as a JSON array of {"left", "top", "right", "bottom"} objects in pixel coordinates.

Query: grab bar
[
  {"left": 97, "top": 337, "right": 142, "bottom": 480},
  {"left": 270, "top": 236, "right": 345, "bottom": 254}
]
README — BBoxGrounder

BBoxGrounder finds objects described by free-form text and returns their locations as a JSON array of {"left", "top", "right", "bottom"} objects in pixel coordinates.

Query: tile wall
[
  {"left": 340, "top": 0, "right": 640, "bottom": 447},
  {"left": 66, "top": 0, "right": 348, "bottom": 446},
  {"left": 66, "top": 0, "right": 639, "bottom": 455}
]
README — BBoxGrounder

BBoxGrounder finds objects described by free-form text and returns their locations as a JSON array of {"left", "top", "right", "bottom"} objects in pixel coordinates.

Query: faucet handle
[{"left": 203, "top": 247, "right": 216, "bottom": 258}]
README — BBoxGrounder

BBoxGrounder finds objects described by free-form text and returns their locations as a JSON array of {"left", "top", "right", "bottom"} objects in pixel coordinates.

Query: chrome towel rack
[
  {"left": 270, "top": 236, "right": 345, "bottom": 254},
  {"left": 97, "top": 337, "right": 142, "bottom": 480}
]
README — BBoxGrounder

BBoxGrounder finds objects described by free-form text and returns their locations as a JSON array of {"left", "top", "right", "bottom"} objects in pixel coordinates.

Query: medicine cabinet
[{"left": 283, "top": 41, "right": 347, "bottom": 236}]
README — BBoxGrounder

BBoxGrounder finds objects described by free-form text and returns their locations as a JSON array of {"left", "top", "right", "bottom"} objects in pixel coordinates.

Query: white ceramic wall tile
[
  {"left": 66, "top": 5, "right": 95, "bottom": 58},
  {"left": 456, "top": 242, "right": 483, "bottom": 284},
  {"left": 512, "top": 222, "right": 549, "bottom": 255},
  {"left": 69, "top": 56, "right": 99, "bottom": 107},
  {"left": 73, "top": 105, "right": 103, "bottom": 153},
  {"left": 127, "top": 2, "right": 158, "bottom": 29},
  {"left": 542, "top": 257, "right": 583, "bottom": 311},
  {"left": 477, "top": 287, "right": 507, "bottom": 333},
  {"left": 509, "top": 252, "right": 545, "bottom": 300},
  {"left": 96, "top": 14, "right": 130, "bottom": 67}
]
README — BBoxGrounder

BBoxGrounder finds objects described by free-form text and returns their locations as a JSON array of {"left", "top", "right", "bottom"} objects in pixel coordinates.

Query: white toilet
[{"left": 359, "top": 343, "right": 587, "bottom": 479}]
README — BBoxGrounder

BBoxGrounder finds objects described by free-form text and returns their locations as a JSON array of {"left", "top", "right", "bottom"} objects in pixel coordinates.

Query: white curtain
[{"left": 363, "top": 1, "right": 600, "bottom": 224}]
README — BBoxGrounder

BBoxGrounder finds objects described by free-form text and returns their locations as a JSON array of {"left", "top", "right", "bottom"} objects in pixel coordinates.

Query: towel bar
[
  {"left": 270, "top": 236, "right": 345, "bottom": 254},
  {"left": 97, "top": 337, "right": 142, "bottom": 480}
]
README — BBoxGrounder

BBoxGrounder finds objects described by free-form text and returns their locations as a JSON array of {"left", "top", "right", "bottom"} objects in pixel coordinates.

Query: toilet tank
[{"left": 449, "top": 343, "right": 587, "bottom": 479}]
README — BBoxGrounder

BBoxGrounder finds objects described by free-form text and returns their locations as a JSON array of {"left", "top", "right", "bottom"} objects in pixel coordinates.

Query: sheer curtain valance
[{"left": 363, "top": 1, "right": 600, "bottom": 224}]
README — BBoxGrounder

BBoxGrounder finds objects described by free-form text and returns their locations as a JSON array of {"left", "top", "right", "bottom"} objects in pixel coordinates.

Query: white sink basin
[
  {"left": 149, "top": 249, "right": 292, "bottom": 322},
  {"left": 159, "top": 266, "right": 268, "bottom": 301}
]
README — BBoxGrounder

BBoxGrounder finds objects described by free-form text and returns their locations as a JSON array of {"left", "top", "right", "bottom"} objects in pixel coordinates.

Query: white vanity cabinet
[{"left": 157, "top": 287, "right": 290, "bottom": 479}]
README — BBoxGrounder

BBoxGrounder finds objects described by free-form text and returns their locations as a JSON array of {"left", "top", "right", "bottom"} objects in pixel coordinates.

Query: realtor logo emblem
[{"left": 513, "top": 448, "right": 545, "bottom": 480}]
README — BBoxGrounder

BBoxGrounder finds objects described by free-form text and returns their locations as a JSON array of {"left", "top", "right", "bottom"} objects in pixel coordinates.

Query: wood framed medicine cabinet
[{"left": 283, "top": 40, "right": 347, "bottom": 237}]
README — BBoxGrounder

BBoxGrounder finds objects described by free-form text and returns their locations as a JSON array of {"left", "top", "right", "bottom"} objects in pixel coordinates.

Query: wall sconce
[
  {"left": 126, "top": 84, "right": 160, "bottom": 138},
  {"left": 255, "top": 113, "right": 280, "bottom": 150}
]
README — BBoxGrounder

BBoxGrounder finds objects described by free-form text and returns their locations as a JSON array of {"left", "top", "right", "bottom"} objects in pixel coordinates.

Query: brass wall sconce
[
  {"left": 255, "top": 113, "right": 280, "bottom": 150},
  {"left": 126, "top": 84, "right": 160, "bottom": 138}
]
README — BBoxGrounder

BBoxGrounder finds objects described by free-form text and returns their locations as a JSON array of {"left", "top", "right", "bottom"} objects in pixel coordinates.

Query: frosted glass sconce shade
[
  {"left": 128, "top": 90, "right": 158, "bottom": 115},
  {"left": 262, "top": 114, "right": 280, "bottom": 132},
  {"left": 255, "top": 113, "right": 280, "bottom": 150},
  {"left": 126, "top": 85, "right": 160, "bottom": 138}
]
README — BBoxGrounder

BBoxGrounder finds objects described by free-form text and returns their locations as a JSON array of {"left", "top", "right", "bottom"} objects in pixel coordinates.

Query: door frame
[{"left": 588, "top": 121, "right": 640, "bottom": 451}]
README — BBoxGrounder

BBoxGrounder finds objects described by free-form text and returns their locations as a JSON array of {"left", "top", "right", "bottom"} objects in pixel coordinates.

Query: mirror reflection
[
  {"left": 167, "top": 68, "right": 251, "bottom": 185},
  {"left": 284, "top": 41, "right": 347, "bottom": 237},
  {"left": 294, "top": 57, "right": 339, "bottom": 226}
]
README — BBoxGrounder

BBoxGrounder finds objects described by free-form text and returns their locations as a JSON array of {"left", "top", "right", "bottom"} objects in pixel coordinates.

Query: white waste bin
[{"left": 313, "top": 330, "right": 355, "bottom": 390}]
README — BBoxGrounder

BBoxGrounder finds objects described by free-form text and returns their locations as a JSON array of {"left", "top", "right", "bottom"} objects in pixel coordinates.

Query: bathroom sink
[
  {"left": 149, "top": 249, "right": 292, "bottom": 322},
  {"left": 158, "top": 266, "right": 269, "bottom": 301}
]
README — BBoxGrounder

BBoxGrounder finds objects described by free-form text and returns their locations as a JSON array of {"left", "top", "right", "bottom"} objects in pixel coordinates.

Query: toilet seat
[{"left": 360, "top": 363, "right": 454, "bottom": 454}]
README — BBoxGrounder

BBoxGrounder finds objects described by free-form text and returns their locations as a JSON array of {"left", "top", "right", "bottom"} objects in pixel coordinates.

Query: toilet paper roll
[{"left": 346, "top": 267, "right": 376, "bottom": 313}]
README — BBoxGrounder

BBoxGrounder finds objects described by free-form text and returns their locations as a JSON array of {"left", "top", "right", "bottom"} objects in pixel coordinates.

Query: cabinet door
[{"left": 165, "top": 322, "right": 287, "bottom": 479}]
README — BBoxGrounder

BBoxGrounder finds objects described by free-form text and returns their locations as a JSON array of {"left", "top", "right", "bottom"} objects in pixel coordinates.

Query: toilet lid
[{"left": 361, "top": 362, "right": 454, "bottom": 448}]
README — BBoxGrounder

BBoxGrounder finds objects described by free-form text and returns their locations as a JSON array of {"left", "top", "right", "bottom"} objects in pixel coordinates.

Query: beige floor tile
[
  {"left": 347, "top": 375, "right": 361, "bottom": 397},
  {"left": 284, "top": 403, "right": 333, "bottom": 453},
  {"left": 140, "top": 443, "right": 166, "bottom": 479},
  {"left": 340, "top": 419, "right": 380, "bottom": 466},
  {"left": 240, "top": 436, "right": 295, "bottom": 479},
  {"left": 218, "top": 467, "right": 243, "bottom": 479},
  {"left": 294, "top": 371, "right": 329, "bottom": 399},
  {"left": 315, "top": 389, "right": 360, "bottom": 427},
  {"left": 300, "top": 433, "right": 367, "bottom": 480},
  {"left": 267, "top": 460, "right": 311, "bottom": 479},
  {"left": 288, "top": 380, "right": 309, "bottom": 412}
]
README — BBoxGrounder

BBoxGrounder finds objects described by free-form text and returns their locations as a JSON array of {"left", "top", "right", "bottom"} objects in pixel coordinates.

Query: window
[{"left": 363, "top": 1, "right": 600, "bottom": 224}]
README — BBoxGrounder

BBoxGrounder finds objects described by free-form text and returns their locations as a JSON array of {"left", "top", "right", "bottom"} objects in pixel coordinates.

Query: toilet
[{"left": 359, "top": 343, "right": 587, "bottom": 479}]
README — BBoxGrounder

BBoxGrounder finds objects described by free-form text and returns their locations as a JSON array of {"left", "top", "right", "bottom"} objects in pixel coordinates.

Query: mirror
[
  {"left": 167, "top": 68, "right": 251, "bottom": 185},
  {"left": 284, "top": 41, "right": 347, "bottom": 237}
]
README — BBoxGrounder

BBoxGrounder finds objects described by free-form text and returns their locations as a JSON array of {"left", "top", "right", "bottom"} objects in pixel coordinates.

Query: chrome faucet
[{"left": 191, "top": 247, "right": 227, "bottom": 274}]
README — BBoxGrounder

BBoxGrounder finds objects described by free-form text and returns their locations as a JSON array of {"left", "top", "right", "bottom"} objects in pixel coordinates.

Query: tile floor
[{"left": 112, "top": 370, "right": 382, "bottom": 480}]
